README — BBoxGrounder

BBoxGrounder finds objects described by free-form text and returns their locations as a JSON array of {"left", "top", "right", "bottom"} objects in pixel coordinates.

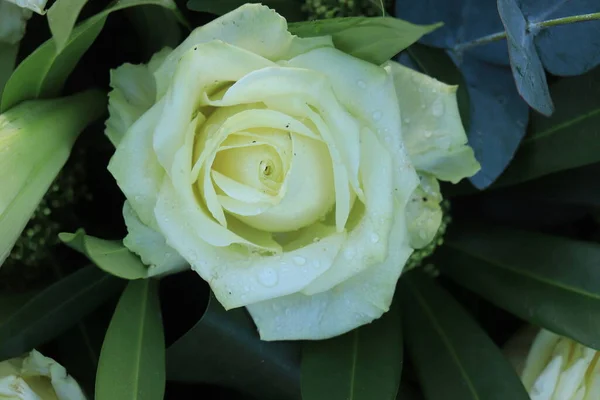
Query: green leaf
[
  {"left": 1, "top": 0, "right": 177, "bottom": 111},
  {"left": 96, "top": 279, "right": 165, "bottom": 400},
  {"left": 493, "top": 65, "right": 600, "bottom": 187},
  {"left": 166, "top": 292, "right": 301, "bottom": 400},
  {"left": 59, "top": 230, "right": 148, "bottom": 280},
  {"left": 439, "top": 223, "right": 600, "bottom": 350},
  {"left": 301, "top": 300, "right": 403, "bottom": 400},
  {"left": 47, "top": 0, "right": 89, "bottom": 54},
  {"left": 400, "top": 271, "right": 529, "bottom": 400},
  {"left": 0, "top": 265, "right": 125, "bottom": 361},
  {"left": 187, "top": 0, "right": 305, "bottom": 22},
  {"left": 288, "top": 17, "right": 442, "bottom": 65},
  {"left": 406, "top": 43, "right": 470, "bottom": 133},
  {"left": 0, "top": 291, "right": 38, "bottom": 323},
  {"left": 0, "top": 43, "right": 19, "bottom": 98},
  {"left": 126, "top": 5, "right": 182, "bottom": 58}
]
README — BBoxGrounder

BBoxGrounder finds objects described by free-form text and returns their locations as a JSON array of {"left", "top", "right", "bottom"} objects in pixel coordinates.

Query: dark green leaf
[
  {"left": 0, "top": 43, "right": 18, "bottom": 97},
  {"left": 494, "top": 66, "right": 600, "bottom": 187},
  {"left": 187, "top": 0, "right": 305, "bottom": 22},
  {"left": 96, "top": 279, "right": 165, "bottom": 400},
  {"left": 289, "top": 17, "right": 441, "bottom": 65},
  {"left": 405, "top": 44, "right": 470, "bottom": 132},
  {"left": 0, "top": 291, "right": 38, "bottom": 323},
  {"left": 1, "top": 0, "right": 177, "bottom": 111},
  {"left": 498, "top": 0, "right": 553, "bottom": 115},
  {"left": 47, "top": 0, "right": 89, "bottom": 53},
  {"left": 301, "top": 300, "right": 402, "bottom": 400},
  {"left": 126, "top": 5, "right": 182, "bottom": 58},
  {"left": 59, "top": 230, "right": 148, "bottom": 280},
  {"left": 166, "top": 293, "right": 301, "bottom": 400},
  {"left": 0, "top": 266, "right": 124, "bottom": 360},
  {"left": 440, "top": 224, "right": 600, "bottom": 350},
  {"left": 400, "top": 271, "right": 529, "bottom": 400}
]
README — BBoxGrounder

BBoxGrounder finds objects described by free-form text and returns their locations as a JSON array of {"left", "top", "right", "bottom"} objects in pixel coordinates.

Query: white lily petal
[
  {"left": 122, "top": 201, "right": 188, "bottom": 277},
  {"left": 247, "top": 204, "right": 413, "bottom": 341},
  {"left": 385, "top": 61, "right": 480, "bottom": 183}
]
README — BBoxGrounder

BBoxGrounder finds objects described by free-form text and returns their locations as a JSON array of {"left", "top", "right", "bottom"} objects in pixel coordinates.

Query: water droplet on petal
[
  {"left": 372, "top": 111, "right": 383, "bottom": 121},
  {"left": 258, "top": 267, "right": 278, "bottom": 287},
  {"left": 344, "top": 247, "right": 356, "bottom": 260},
  {"left": 357, "top": 80, "right": 366, "bottom": 89},
  {"left": 370, "top": 233, "right": 380, "bottom": 243},
  {"left": 431, "top": 99, "right": 444, "bottom": 117},
  {"left": 312, "top": 259, "right": 321, "bottom": 268},
  {"left": 424, "top": 130, "right": 433, "bottom": 138},
  {"left": 293, "top": 256, "right": 306, "bottom": 266}
]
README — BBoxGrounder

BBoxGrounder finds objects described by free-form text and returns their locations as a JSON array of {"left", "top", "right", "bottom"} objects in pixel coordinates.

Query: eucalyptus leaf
[
  {"left": 395, "top": 0, "right": 509, "bottom": 65},
  {"left": 187, "top": 0, "right": 305, "bottom": 21},
  {"left": 400, "top": 271, "right": 529, "bottom": 400},
  {"left": 450, "top": 54, "right": 529, "bottom": 189},
  {"left": 440, "top": 224, "right": 600, "bottom": 350},
  {"left": 288, "top": 17, "right": 442, "bottom": 65},
  {"left": 301, "top": 300, "right": 402, "bottom": 400},
  {"left": 47, "top": 0, "right": 89, "bottom": 53},
  {"left": 498, "top": 0, "right": 553, "bottom": 115},
  {"left": 494, "top": 65, "right": 600, "bottom": 187},
  {"left": 0, "top": 266, "right": 124, "bottom": 361},
  {"left": 520, "top": 0, "right": 600, "bottom": 76},
  {"left": 59, "top": 230, "right": 148, "bottom": 280},
  {"left": 1, "top": 0, "right": 177, "bottom": 111},
  {"left": 166, "top": 292, "right": 301, "bottom": 400},
  {"left": 96, "top": 279, "right": 165, "bottom": 400}
]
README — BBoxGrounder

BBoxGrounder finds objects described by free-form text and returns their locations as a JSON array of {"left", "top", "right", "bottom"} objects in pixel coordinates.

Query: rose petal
[
  {"left": 385, "top": 61, "right": 480, "bottom": 183},
  {"left": 247, "top": 203, "right": 413, "bottom": 341}
]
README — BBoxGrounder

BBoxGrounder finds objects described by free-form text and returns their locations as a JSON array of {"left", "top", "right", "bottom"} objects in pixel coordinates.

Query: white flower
[
  {"left": 106, "top": 4, "right": 479, "bottom": 340},
  {"left": 0, "top": 350, "right": 86, "bottom": 400},
  {"left": 0, "top": 0, "right": 47, "bottom": 44}
]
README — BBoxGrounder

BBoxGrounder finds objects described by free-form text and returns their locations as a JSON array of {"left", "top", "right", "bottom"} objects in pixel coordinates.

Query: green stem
[{"left": 453, "top": 11, "right": 600, "bottom": 53}]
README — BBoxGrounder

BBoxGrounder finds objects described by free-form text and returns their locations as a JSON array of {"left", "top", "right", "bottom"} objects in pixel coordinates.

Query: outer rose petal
[
  {"left": 108, "top": 101, "right": 166, "bottom": 231},
  {"left": 5, "top": 0, "right": 47, "bottom": 14},
  {"left": 247, "top": 203, "right": 413, "bottom": 341},
  {"left": 122, "top": 201, "right": 188, "bottom": 277},
  {"left": 105, "top": 47, "right": 171, "bottom": 146},
  {"left": 385, "top": 61, "right": 480, "bottom": 183},
  {"left": 153, "top": 3, "right": 332, "bottom": 98},
  {"left": 155, "top": 176, "right": 347, "bottom": 309},
  {"left": 286, "top": 47, "right": 418, "bottom": 206},
  {"left": 21, "top": 350, "right": 86, "bottom": 400},
  {"left": 0, "top": 1, "right": 30, "bottom": 44},
  {"left": 522, "top": 330, "right": 562, "bottom": 390}
]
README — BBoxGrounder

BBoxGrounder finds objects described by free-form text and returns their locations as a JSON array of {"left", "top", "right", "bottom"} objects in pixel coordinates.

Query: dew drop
[
  {"left": 372, "top": 111, "right": 382, "bottom": 121},
  {"left": 293, "top": 256, "right": 307, "bottom": 266},
  {"left": 312, "top": 259, "right": 321, "bottom": 269},
  {"left": 431, "top": 99, "right": 444, "bottom": 117},
  {"left": 370, "top": 233, "right": 380, "bottom": 243},
  {"left": 357, "top": 80, "right": 366, "bottom": 89},
  {"left": 258, "top": 267, "right": 278, "bottom": 287},
  {"left": 424, "top": 130, "right": 433, "bottom": 138},
  {"left": 344, "top": 247, "right": 356, "bottom": 259}
]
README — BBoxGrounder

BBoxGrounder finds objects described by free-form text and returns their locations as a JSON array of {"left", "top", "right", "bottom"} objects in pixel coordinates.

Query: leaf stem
[{"left": 453, "top": 11, "right": 600, "bottom": 53}]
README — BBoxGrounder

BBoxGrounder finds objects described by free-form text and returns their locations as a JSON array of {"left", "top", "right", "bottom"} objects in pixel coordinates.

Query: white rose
[
  {"left": 106, "top": 4, "right": 479, "bottom": 340},
  {"left": 0, "top": 350, "right": 86, "bottom": 400},
  {"left": 0, "top": 0, "right": 47, "bottom": 45}
]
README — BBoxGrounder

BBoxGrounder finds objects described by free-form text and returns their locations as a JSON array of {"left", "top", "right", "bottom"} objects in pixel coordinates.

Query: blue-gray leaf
[
  {"left": 498, "top": 0, "right": 554, "bottom": 115},
  {"left": 452, "top": 54, "right": 529, "bottom": 188},
  {"left": 521, "top": 0, "right": 600, "bottom": 76},
  {"left": 395, "top": 0, "right": 509, "bottom": 65}
]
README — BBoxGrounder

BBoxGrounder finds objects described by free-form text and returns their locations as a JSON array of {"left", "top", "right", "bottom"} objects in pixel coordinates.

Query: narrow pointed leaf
[
  {"left": 59, "top": 230, "right": 148, "bottom": 280},
  {"left": 494, "top": 66, "right": 600, "bottom": 187},
  {"left": 47, "top": 0, "right": 89, "bottom": 53},
  {"left": 0, "top": 265, "right": 125, "bottom": 360},
  {"left": 187, "top": 0, "right": 305, "bottom": 21},
  {"left": 440, "top": 223, "right": 600, "bottom": 350},
  {"left": 96, "top": 279, "right": 165, "bottom": 400},
  {"left": 498, "top": 0, "right": 553, "bottom": 115},
  {"left": 400, "top": 271, "right": 529, "bottom": 400},
  {"left": 166, "top": 291, "right": 301, "bottom": 400},
  {"left": 301, "top": 300, "right": 403, "bottom": 400},
  {"left": 0, "top": 43, "right": 18, "bottom": 97},
  {"left": 289, "top": 17, "right": 442, "bottom": 65},
  {"left": 1, "top": 0, "right": 177, "bottom": 111}
]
